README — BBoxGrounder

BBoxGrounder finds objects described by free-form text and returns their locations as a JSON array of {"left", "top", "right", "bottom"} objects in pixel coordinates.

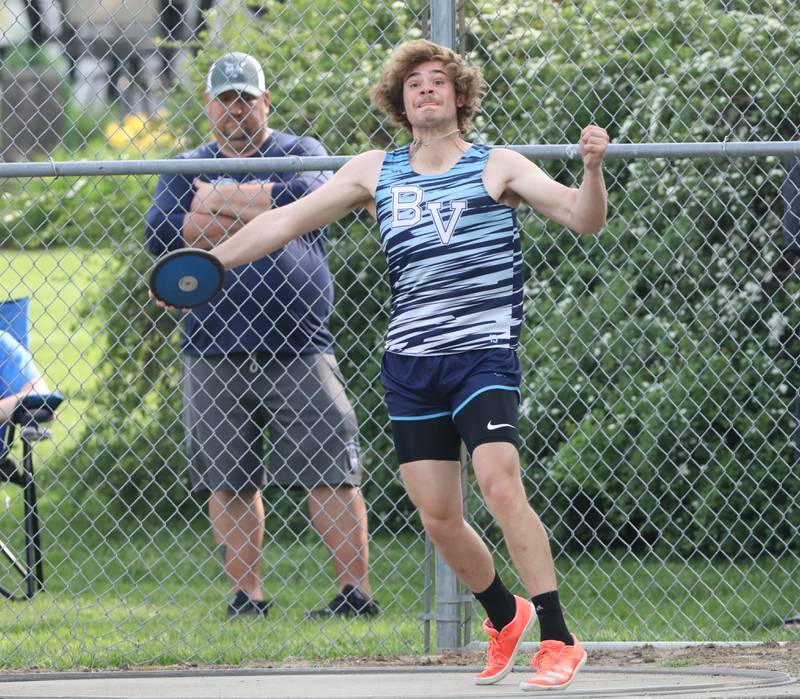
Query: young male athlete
[{"left": 155, "top": 40, "right": 608, "bottom": 691}]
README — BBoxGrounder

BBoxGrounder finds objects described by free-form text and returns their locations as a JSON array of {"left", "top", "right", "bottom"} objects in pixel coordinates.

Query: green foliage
[
  {"left": 526, "top": 271, "right": 798, "bottom": 557},
  {"left": 0, "top": 172, "right": 156, "bottom": 249},
  {"left": 50, "top": 0, "right": 800, "bottom": 556},
  {"left": 468, "top": 0, "right": 800, "bottom": 557},
  {"left": 0, "top": 41, "right": 62, "bottom": 71}
]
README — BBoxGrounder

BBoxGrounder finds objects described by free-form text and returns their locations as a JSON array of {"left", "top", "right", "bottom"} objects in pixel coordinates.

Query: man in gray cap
[{"left": 146, "top": 52, "right": 377, "bottom": 619}]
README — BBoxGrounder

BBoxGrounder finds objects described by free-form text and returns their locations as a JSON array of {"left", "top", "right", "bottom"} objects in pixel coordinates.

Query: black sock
[
  {"left": 532, "top": 590, "right": 572, "bottom": 645},
  {"left": 474, "top": 571, "right": 517, "bottom": 631}
]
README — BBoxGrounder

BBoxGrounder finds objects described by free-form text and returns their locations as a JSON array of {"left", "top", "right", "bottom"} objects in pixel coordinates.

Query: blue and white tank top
[{"left": 375, "top": 144, "right": 522, "bottom": 355}]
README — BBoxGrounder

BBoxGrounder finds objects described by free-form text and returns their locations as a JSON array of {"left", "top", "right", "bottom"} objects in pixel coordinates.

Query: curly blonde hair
[{"left": 370, "top": 40, "right": 485, "bottom": 135}]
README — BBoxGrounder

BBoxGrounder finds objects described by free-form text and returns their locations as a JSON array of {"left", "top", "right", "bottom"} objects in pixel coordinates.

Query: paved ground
[
  {"left": 0, "top": 665, "right": 796, "bottom": 699},
  {"left": 1, "top": 642, "right": 798, "bottom": 699}
]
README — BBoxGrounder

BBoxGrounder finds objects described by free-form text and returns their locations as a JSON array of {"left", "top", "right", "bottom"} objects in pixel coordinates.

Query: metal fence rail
[
  {"left": 4, "top": 141, "right": 800, "bottom": 179},
  {"left": 0, "top": 0, "right": 798, "bottom": 667}
]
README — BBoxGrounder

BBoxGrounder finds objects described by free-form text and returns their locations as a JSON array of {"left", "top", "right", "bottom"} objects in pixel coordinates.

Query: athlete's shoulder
[
  {"left": 486, "top": 145, "right": 523, "bottom": 163},
  {"left": 374, "top": 146, "right": 409, "bottom": 186},
  {"left": 338, "top": 149, "right": 387, "bottom": 192},
  {"left": 342, "top": 149, "right": 387, "bottom": 173},
  {"left": 355, "top": 149, "right": 389, "bottom": 165},
  {"left": 485, "top": 146, "right": 539, "bottom": 178}
]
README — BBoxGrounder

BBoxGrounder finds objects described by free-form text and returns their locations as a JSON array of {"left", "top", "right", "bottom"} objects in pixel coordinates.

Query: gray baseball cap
[{"left": 206, "top": 52, "right": 266, "bottom": 99}]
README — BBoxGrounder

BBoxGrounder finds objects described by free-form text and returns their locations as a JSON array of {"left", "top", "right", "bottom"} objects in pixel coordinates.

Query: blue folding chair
[{"left": 0, "top": 297, "right": 63, "bottom": 600}]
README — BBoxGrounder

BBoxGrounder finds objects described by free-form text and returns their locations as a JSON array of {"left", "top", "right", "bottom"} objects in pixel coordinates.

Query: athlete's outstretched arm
[
  {"left": 209, "top": 150, "right": 383, "bottom": 270},
  {"left": 491, "top": 125, "right": 608, "bottom": 235}
]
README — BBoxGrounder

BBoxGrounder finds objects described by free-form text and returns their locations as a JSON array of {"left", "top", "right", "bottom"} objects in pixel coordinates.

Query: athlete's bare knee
[
  {"left": 480, "top": 475, "right": 527, "bottom": 520},
  {"left": 420, "top": 510, "right": 464, "bottom": 545}
]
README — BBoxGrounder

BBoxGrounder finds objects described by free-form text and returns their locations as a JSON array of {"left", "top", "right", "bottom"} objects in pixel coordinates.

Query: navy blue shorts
[{"left": 380, "top": 349, "right": 521, "bottom": 462}]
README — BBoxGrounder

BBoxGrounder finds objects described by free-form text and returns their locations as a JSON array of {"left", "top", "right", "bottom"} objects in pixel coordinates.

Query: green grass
[
  {"left": 0, "top": 246, "right": 112, "bottom": 528},
  {"left": 559, "top": 552, "right": 800, "bottom": 642},
  {"left": 0, "top": 521, "right": 796, "bottom": 670},
  {"left": 0, "top": 529, "right": 431, "bottom": 668}
]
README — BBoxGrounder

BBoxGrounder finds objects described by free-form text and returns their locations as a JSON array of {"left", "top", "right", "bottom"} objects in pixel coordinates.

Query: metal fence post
[
  {"left": 429, "top": 0, "right": 456, "bottom": 48},
  {"left": 434, "top": 533, "right": 463, "bottom": 652},
  {"left": 433, "top": 449, "right": 471, "bottom": 652},
  {"left": 429, "top": 0, "right": 464, "bottom": 653}
]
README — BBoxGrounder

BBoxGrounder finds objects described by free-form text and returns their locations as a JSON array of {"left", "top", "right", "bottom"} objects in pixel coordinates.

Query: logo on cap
[{"left": 223, "top": 62, "right": 241, "bottom": 80}]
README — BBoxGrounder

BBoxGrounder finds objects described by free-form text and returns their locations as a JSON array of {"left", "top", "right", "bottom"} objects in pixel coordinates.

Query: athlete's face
[
  {"left": 402, "top": 60, "right": 463, "bottom": 131},
  {"left": 205, "top": 89, "right": 270, "bottom": 156}
]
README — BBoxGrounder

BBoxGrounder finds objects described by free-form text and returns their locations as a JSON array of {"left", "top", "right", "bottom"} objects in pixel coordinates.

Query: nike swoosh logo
[{"left": 487, "top": 421, "right": 514, "bottom": 430}]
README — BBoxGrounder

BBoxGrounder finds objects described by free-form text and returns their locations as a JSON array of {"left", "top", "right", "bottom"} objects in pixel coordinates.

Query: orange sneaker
[
  {"left": 474, "top": 595, "right": 536, "bottom": 685},
  {"left": 519, "top": 634, "right": 586, "bottom": 691}
]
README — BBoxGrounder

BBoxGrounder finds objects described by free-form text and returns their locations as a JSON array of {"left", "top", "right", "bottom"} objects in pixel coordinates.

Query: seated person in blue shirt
[
  {"left": 145, "top": 52, "right": 376, "bottom": 619},
  {"left": 0, "top": 330, "right": 51, "bottom": 453}
]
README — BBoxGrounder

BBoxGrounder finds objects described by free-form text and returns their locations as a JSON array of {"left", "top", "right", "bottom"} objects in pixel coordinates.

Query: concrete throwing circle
[{"left": 0, "top": 666, "right": 795, "bottom": 699}]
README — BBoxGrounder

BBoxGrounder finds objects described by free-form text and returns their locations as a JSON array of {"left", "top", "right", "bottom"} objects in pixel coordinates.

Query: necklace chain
[{"left": 409, "top": 128, "right": 461, "bottom": 156}]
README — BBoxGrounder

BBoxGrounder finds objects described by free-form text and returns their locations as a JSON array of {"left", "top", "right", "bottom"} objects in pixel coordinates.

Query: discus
[{"left": 149, "top": 248, "right": 225, "bottom": 308}]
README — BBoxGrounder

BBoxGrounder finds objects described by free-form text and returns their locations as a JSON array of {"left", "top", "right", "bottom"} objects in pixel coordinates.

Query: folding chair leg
[
  {"left": 22, "top": 437, "right": 44, "bottom": 598},
  {"left": 0, "top": 537, "right": 27, "bottom": 577},
  {"left": 0, "top": 535, "right": 29, "bottom": 599}
]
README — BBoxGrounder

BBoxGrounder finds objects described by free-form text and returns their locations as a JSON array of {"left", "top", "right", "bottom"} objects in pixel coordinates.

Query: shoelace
[
  {"left": 485, "top": 628, "right": 512, "bottom": 666},
  {"left": 531, "top": 643, "right": 562, "bottom": 673},
  {"left": 486, "top": 640, "right": 507, "bottom": 666}
]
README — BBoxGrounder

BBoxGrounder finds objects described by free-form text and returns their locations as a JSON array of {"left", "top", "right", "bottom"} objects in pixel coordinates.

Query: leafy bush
[
  {"left": 0, "top": 171, "right": 157, "bottom": 249},
  {"left": 0, "top": 107, "right": 177, "bottom": 249}
]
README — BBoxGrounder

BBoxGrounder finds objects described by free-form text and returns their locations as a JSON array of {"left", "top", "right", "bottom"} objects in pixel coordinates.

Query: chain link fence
[{"left": 0, "top": 0, "right": 798, "bottom": 668}]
